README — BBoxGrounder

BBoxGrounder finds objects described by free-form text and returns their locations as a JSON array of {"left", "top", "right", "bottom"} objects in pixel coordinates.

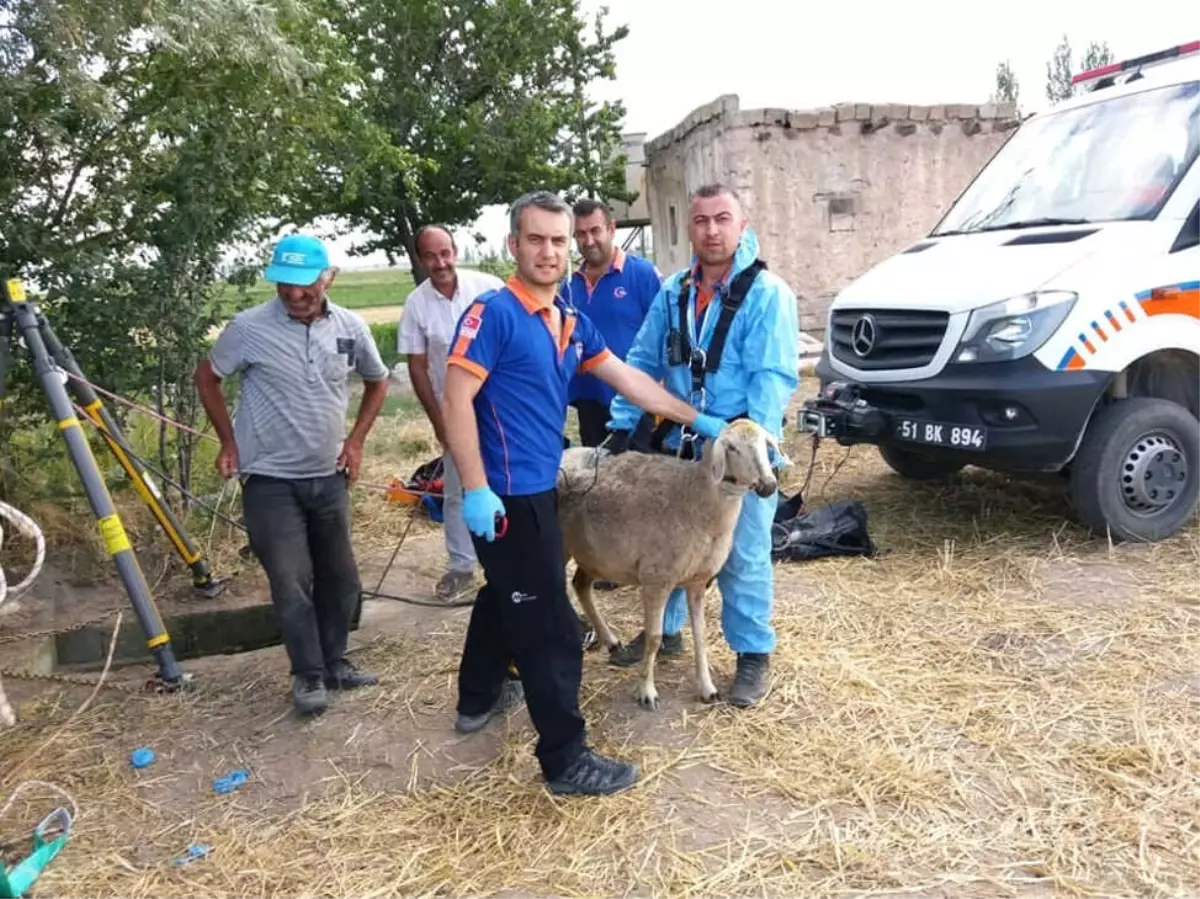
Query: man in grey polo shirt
[
  {"left": 194, "top": 233, "right": 390, "bottom": 715},
  {"left": 398, "top": 224, "right": 504, "bottom": 599}
]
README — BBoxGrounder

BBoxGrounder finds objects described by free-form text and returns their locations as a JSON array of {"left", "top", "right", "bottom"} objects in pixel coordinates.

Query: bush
[{"left": 370, "top": 321, "right": 400, "bottom": 370}]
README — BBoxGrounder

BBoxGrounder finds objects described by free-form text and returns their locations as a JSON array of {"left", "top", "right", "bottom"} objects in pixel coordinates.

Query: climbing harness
[{"left": 647, "top": 259, "right": 768, "bottom": 458}]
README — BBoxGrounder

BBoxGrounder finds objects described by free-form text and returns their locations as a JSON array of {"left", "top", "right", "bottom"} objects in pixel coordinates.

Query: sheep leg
[
  {"left": 686, "top": 584, "right": 719, "bottom": 703},
  {"left": 571, "top": 566, "right": 620, "bottom": 651},
  {"left": 635, "top": 587, "right": 671, "bottom": 711}
]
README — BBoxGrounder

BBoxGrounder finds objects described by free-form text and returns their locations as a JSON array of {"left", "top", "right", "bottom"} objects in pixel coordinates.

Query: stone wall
[{"left": 643, "top": 95, "right": 1020, "bottom": 337}]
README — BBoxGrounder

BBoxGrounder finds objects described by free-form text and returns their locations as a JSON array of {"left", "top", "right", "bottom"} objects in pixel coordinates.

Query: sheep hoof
[
  {"left": 700, "top": 689, "right": 720, "bottom": 704},
  {"left": 635, "top": 687, "right": 659, "bottom": 711}
]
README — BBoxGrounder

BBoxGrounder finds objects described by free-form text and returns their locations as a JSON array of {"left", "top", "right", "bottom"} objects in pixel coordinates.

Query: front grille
[{"left": 830, "top": 308, "right": 949, "bottom": 371}]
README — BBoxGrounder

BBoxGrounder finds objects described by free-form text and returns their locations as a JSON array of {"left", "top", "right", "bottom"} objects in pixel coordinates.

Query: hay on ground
[{"left": 0, "top": 381, "right": 1196, "bottom": 898}]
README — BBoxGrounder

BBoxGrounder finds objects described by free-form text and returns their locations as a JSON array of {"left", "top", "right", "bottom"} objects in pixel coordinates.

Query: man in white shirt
[{"left": 398, "top": 225, "right": 505, "bottom": 599}]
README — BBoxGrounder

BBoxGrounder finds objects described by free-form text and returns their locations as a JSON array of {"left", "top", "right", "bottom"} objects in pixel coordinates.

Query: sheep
[{"left": 555, "top": 418, "right": 783, "bottom": 711}]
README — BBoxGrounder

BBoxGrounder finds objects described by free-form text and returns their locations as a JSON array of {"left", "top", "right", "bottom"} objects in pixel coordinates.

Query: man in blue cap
[{"left": 194, "top": 233, "right": 391, "bottom": 715}]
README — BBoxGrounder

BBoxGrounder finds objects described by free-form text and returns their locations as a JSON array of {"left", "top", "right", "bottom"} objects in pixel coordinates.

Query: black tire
[
  {"left": 1069, "top": 397, "right": 1199, "bottom": 542},
  {"left": 878, "top": 444, "right": 965, "bottom": 480}
]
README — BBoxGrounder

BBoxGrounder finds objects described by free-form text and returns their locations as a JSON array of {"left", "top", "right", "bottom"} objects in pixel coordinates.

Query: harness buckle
[{"left": 677, "top": 429, "right": 699, "bottom": 459}]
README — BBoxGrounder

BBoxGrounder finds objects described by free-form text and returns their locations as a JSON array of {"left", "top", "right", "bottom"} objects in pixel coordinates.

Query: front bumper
[{"left": 798, "top": 353, "right": 1112, "bottom": 472}]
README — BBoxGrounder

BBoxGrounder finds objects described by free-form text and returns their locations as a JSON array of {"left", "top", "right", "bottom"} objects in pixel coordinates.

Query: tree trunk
[{"left": 393, "top": 208, "right": 428, "bottom": 285}]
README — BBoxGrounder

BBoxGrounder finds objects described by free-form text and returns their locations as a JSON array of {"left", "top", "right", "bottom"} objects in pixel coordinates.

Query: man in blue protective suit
[{"left": 603, "top": 182, "right": 800, "bottom": 708}]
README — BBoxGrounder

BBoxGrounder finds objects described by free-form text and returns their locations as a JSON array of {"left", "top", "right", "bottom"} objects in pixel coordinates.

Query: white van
[{"left": 798, "top": 41, "right": 1200, "bottom": 542}]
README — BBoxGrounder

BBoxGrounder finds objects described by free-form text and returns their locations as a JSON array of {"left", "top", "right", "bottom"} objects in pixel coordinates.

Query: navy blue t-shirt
[
  {"left": 447, "top": 276, "right": 611, "bottom": 495},
  {"left": 567, "top": 248, "right": 660, "bottom": 405}
]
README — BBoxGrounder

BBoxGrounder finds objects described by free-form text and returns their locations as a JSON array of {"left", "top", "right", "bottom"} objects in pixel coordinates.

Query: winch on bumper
[{"left": 798, "top": 354, "right": 1112, "bottom": 473}]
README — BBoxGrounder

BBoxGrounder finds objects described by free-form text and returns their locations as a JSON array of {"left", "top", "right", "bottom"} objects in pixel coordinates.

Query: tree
[
  {"left": 992, "top": 59, "right": 1020, "bottom": 109},
  {"left": 319, "top": 0, "right": 632, "bottom": 282},
  {"left": 0, "top": 0, "right": 399, "bottom": 500},
  {"left": 1080, "top": 40, "right": 1114, "bottom": 74},
  {"left": 552, "top": 9, "right": 635, "bottom": 205},
  {"left": 1044, "top": 35, "right": 1116, "bottom": 105},
  {"left": 1045, "top": 33, "right": 1075, "bottom": 104}
]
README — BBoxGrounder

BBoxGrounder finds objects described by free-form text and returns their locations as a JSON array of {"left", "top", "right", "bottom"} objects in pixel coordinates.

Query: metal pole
[
  {"left": 36, "top": 313, "right": 225, "bottom": 598},
  {"left": 2, "top": 278, "right": 186, "bottom": 688}
]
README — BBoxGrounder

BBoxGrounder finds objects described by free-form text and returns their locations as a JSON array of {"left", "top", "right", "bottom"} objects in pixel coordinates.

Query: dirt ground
[{"left": 0, "top": 386, "right": 1197, "bottom": 898}]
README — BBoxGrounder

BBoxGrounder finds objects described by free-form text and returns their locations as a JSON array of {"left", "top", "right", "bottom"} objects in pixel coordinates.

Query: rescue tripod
[{"left": 0, "top": 276, "right": 226, "bottom": 691}]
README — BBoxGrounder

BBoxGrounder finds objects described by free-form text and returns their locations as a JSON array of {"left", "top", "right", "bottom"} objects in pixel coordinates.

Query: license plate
[{"left": 896, "top": 419, "right": 987, "bottom": 450}]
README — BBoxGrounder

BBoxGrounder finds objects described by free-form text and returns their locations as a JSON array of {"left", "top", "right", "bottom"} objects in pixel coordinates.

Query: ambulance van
[{"left": 798, "top": 41, "right": 1200, "bottom": 542}]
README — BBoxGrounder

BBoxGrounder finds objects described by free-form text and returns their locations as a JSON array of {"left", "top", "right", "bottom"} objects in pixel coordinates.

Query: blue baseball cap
[{"left": 264, "top": 233, "right": 330, "bottom": 286}]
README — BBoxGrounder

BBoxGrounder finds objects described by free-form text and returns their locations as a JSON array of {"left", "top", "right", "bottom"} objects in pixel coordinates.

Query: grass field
[{"left": 216, "top": 267, "right": 417, "bottom": 314}]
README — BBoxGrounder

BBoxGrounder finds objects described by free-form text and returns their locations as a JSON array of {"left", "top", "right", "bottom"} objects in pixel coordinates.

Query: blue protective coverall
[{"left": 606, "top": 226, "right": 800, "bottom": 654}]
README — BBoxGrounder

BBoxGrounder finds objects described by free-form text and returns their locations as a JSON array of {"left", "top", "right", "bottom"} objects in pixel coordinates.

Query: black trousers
[
  {"left": 456, "top": 489, "right": 586, "bottom": 780},
  {"left": 241, "top": 473, "right": 361, "bottom": 679},
  {"left": 572, "top": 399, "right": 655, "bottom": 449}
]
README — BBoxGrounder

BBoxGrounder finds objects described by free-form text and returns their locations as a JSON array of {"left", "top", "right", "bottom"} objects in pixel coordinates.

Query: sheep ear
[{"left": 707, "top": 439, "right": 727, "bottom": 484}]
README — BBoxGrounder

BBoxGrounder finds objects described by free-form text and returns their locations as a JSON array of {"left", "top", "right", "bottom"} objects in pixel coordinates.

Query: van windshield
[{"left": 933, "top": 80, "right": 1200, "bottom": 235}]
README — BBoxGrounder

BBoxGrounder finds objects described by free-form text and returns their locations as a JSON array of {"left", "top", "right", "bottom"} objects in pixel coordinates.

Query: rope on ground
[
  {"left": 0, "top": 501, "right": 46, "bottom": 728},
  {"left": 0, "top": 500, "right": 45, "bottom": 610}
]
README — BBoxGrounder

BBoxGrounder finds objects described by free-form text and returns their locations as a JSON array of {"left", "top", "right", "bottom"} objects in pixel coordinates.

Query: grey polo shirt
[{"left": 208, "top": 296, "right": 388, "bottom": 479}]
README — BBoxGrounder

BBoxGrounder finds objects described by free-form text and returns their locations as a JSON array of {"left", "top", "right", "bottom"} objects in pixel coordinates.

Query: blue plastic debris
[
  {"left": 172, "top": 843, "right": 212, "bottom": 866},
  {"left": 212, "top": 768, "right": 250, "bottom": 794},
  {"left": 129, "top": 747, "right": 155, "bottom": 769}
]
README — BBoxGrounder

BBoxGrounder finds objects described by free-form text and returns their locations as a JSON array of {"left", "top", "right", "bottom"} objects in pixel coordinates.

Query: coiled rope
[{"left": 0, "top": 501, "right": 47, "bottom": 727}]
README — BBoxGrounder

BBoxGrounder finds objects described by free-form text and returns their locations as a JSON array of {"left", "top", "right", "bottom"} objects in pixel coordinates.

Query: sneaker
[
  {"left": 728, "top": 652, "right": 770, "bottom": 708},
  {"left": 546, "top": 748, "right": 639, "bottom": 796},
  {"left": 324, "top": 660, "right": 379, "bottom": 691},
  {"left": 608, "top": 631, "right": 684, "bottom": 668},
  {"left": 293, "top": 675, "right": 328, "bottom": 715},
  {"left": 455, "top": 678, "right": 525, "bottom": 734}
]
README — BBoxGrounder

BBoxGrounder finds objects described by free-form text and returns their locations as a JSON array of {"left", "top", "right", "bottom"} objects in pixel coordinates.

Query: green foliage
[
  {"left": 318, "top": 0, "right": 632, "bottom": 275},
  {"left": 0, "top": 0, "right": 408, "bottom": 499},
  {"left": 475, "top": 254, "right": 516, "bottom": 281},
  {"left": 1044, "top": 35, "right": 1114, "bottom": 105},
  {"left": 369, "top": 321, "right": 401, "bottom": 371},
  {"left": 214, "top": 268, "right": 416, "bottom": 313},
  {"left": 1080, "top": 41, "right": 1114, "bottom": 75},
  {"left": 1045, "top": 34, "right": 1075, "bottom": 104}
]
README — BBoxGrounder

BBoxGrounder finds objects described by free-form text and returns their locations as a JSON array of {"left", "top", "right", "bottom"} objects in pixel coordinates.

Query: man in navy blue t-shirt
[
  {"left": 440, "top": 190, "right": 726, "bottom": 797},
  {"left": 567, "top": 198, "right": 660, "bottom": 448}
]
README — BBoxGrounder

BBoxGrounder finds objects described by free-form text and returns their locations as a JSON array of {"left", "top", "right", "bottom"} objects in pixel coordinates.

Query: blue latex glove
[
  {"left": 690, "top": 413, "right": 727, "bottom": 441},
  {"left": 463, "top": 485, "right": 506, "bottom": 542}
]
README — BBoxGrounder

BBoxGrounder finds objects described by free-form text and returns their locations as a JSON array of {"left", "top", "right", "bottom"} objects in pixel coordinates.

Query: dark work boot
[
  {"left": 455, "top": 678, "right": 525, "bottom": 734},
  {"left": 545, "top": 748, "right": 639, "bottom": 796},
  {"left": 608, "top": 630, "right": 683, "bottom": 668},
  {"left": 728, "top": 653, "right": 770, "bottom": 708},
  {"left": 293, "top": 675, "right": 328, "bottom": 715},
  {"left": 324, "top": 660, "right": 380, "bottom": 691}
]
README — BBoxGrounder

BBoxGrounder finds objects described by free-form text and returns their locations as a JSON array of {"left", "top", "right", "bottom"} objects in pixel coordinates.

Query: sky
[{"left": 321, "top": 0, "right": 1193, "bottom": 269}]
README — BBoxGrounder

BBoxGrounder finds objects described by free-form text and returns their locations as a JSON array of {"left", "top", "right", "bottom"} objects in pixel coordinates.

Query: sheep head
[{"left": 704, "top": 419, "right": 781, "bottom": 498}]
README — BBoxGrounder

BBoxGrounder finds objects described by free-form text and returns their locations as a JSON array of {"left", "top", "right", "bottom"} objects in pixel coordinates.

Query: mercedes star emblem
[{"left": 851, "top": 314, "right": 877, "bottom": 358}]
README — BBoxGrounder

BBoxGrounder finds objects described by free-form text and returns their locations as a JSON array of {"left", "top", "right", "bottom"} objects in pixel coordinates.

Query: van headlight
[{"left": 953, "top": 291, "right": 1077, "bottom": 363}]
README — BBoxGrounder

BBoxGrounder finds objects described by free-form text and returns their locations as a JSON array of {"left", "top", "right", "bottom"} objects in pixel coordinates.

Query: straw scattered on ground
[{"left": 0, "top": 378, "right": 1197, "bottom": 898}]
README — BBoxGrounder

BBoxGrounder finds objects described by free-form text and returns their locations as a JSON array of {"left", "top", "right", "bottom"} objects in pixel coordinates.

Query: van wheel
[
  {"left": 1069, "top": 397, "right": 1199, "bottom": 542},
  {"left": 879, "top": 445, "right": 964, "bottom": 480}
]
